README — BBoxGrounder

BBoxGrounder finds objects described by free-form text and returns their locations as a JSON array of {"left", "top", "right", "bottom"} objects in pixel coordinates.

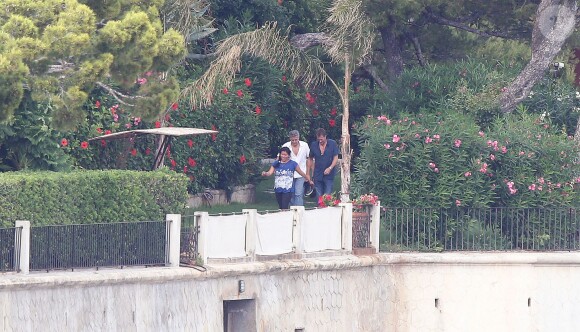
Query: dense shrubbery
[
  {"left": 0, "top": 170, "right": 188, "bottom": 227},
  {"left": 354, "top": 112, "right": 580, "bottom": 208}
]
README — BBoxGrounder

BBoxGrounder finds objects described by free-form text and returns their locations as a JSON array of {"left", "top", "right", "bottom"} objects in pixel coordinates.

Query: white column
[
  {"left": 165, "top": 214, "right": 181, "bottom": 267},
  {"left": 243, "top": 209, "right": 257, "bottom": 259},
  {"left": 370, "top": 201, "right": 381, "bottom": 253},
  {"left": 291, "top": 206, "right": 305, "bottom": 254},
  {"left": 15, "top": 220, "right": 30, "bottom": 274},
  {"left": 339, "top": 203, "right": 353, "bottom": 252},
  {"left": 195, "top": 211, "right": 210, "bottom": 264}
]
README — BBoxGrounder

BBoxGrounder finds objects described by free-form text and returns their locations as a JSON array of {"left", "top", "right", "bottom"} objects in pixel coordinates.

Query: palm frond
[
  {"left": 324, "top": 0, "right": 375, "bottom": 66},
  {"left": 182, "top": 22, "right": 327, "bottom": 107}
]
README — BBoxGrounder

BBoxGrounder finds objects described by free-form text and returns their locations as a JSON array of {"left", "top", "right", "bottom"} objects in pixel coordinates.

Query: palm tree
[{"left": 182, "top": 0, "right": 374, "bottom": 202}]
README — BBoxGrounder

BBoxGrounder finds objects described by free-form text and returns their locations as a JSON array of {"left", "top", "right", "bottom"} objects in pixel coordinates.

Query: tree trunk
[
  {"left": 500, "top": 0, "right": 577, "bottom": 113},
  {"left": 379, "top": 26, "right": 404, "bottom": 80},
  {"left": 340, "top": 56, "right": 352, "bottom": 203}
]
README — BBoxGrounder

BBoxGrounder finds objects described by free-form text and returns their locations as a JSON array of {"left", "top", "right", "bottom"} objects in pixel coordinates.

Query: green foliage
[
  {"left": 0, "top": 95, "right": 71, "bottom": 172},
  {"left": 0, "top": 170, "right": 188, "bottom": 227},
  {"left": 170, "top": 81, "right": 267, "bottom": 193},
  {"left": 354, "top": 111, "right": 580, "bottom": 208},
  {"left": 0, "top": 0, "right": 186, "bottom": 128}
]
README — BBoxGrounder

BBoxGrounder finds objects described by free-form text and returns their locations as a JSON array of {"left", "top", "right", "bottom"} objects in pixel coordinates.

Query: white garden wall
[{"left": 2, "top": 252, "right": 580, "bottom": 332}]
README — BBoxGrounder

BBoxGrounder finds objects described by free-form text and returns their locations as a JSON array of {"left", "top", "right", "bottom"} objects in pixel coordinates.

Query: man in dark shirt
[{"left": 308, "top": 128, "right": 339, "bottom": 199}]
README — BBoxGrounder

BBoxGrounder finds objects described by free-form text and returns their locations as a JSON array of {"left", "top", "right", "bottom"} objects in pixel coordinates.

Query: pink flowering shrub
[{"left": 354, "top": 112, "right": 580, "bottom": 208}]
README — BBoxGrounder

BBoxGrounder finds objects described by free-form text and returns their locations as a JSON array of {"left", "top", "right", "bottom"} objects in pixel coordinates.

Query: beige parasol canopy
[{"left": 88, "top": 127, "right": 218, "bottom": 169}]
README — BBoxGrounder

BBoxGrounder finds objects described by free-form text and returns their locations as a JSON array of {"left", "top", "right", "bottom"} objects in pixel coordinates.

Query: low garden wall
[
  {"left": 1, "top": 252, "right": 579, "bottom": 331},
  {"left": 187, "top": 184, "right": 256, "bottom": 208}
]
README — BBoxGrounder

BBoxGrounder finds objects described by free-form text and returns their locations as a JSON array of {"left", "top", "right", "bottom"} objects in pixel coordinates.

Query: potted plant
[
  {"left": 318, "top": 193, "right": 341, "bottom": 208},
  {"left": 351, "top": 193, "right": 379, "bottom": 250}
]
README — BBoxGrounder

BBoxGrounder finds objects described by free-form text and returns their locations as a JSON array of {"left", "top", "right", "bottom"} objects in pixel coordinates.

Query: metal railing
[
  {"left": 30, "top": 221, "right": 167, "bottom": 271},
  {"left": 180, "top": 214, "right": 200, "bottom": 265},
  {"left": 0, "top": 227, "right": 21, "bottom": 272},
  {"left": 382, "top": 207, "right": 580, "bottom": 252}
]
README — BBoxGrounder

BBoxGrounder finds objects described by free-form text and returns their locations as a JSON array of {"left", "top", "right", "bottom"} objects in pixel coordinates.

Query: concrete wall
[{"left": 1, "top": 252, "right": 580, "bottom": 331}]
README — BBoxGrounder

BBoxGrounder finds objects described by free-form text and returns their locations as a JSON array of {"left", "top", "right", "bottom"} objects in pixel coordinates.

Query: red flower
[
  {"left": 105, "top": 130, "right": 112, "bottom": 135},
  {"left": 330, "top": 108, "right": 337, "bottom": 116},
  {"left": 329, "top": 119, "right": 336, "bottom": 127},
  {"left": 100, "top": 140, "right": 107, "bottom": 147},
  {"left": 95, "top": 100, "right": 101, "bottom": 108},
  {"left": 282, "top": 75, "right": 287, "bottom": 82},
  {"left": 166, "top": 148, "right": 171, "bottom": 157},
  {"left": 312, "top": 109, "right": 319, "bottom": 116},
  {"left": 244, "top": 78, "right": 252, "bottom": 87},
  {"left": 164, "top": 114, "right": 171, "bottom": 122},
  {"left": 96, "top": 127, "right": 103, "bottom": 133},
  {"left": 187, "top": 139, "right": 194, "bottom": 148},
  {"left": 188, "top": 157, "right": 197, "bottom": 167},
  {"left": 183, "top": 166, "right": 188, "bottom": 173},
  {"left": 80, "top": 141, "right": 89, "bottom": 149},
  {"left": 130, "top": 148, "right": 137, "bottom": 156},
  {"left": 223, "top": 88, "right": 229, "bottom": 94},
  {"left": 145, "top": 147, "right": 151, "bottom": 155},
  {"left": 60, "top": 138, "right": 68, "bottom": 147},
  {"left": 237, "top": 90, "right": 243, "bottom": 97},
  {"left": 154, "top": 121, "right": 161, "bottom": 128},
  {"left": 170, "top": 159, "right": 176, "bottom": 168},
  {"left": 255, "top": 106, "right": 262, "bottom": 115},
  {"left": 305, "top": 92, "right": 315, "bottom": 104},
  {"left": 171, "top": 102, "right": 178, "bottom": 110},
  {"left": 239, "top": 155, "right": 247, "bottom": 164}
]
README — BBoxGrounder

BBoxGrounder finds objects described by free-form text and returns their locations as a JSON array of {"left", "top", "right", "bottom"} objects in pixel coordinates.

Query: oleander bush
[
  {"left": 0, "top": 169, "right": 188, "bottom": 227},
  {"left": 354, "top": 111, "right": 580, "bottom": 208}
]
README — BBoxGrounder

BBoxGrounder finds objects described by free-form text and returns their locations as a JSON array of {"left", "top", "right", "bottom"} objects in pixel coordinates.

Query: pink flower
[
  {"left": 330, "top": 108, "right": 337, "bottom": 116},
  {"left": 188, "top": 139, "right": 194, "bottom": 148},
  {"left": 223, "top": 88, "right": 229, "bottom": 94},
  {"left": 425, "top": 136, "right": 433, "bottom": 144},
  {"left": 237, "top": 90, "right": 243, "bottom": 97},
  {"left": 414, "top": 133, "right": 420, "bottom": 138},
  {"left": 434, "top": 168, "right": 439, "bottom": 173},
  {"left": 137, "top": 78, "right": 147, "bottom": 85},
  {"left": 393, "top": 134, "right": 400, "bottom": 143},
  {"left": 433, "top": 134, "right": 440, "bottom": 140},
  {"left": 255, "top": 106, "right": 262, "bottom": 115},
  {"left": 478, "top": 131, "right": 485, "bottom": 137},
  {"left": 454, "top": 139, "right": 462, "bottom": 148},
  {"left": 529, "top": 184, "right": 536, "bottom": 191},
  {"left": 133, "top": 117, "right": 141, "bottom": 125},
  {"left": 479, "top": 163, "right": 488, "bottom": 173},
  {"left": 538, "top": 177, "right": 545, "bottom": 184},
  {"left": 95, "top": 100, "right": 101, "bottom": 108},
  {"left": 501, "top": 146, "right": 507, "bottom": 154},
  {"left": 464, "top": 171, "right": 472, "bottom": 177},
  {"left": 239, "top": 155, "right": 247, "bottom": 164},
  {"left": 519, "top": 151, "right": 525, "bottom": 156},
  {"left": 384, "top": 144, "right": 390, "bottom": 149},
  {"left": 490, "top": 154, "right": 496, "bottom": 161},
  {"left": 428, "top": 162, "right": 436, "bottom": 169},
  {"left": 455, "top": 199, "right": 461, "bottom": 207},
  {"left": 244, "top": 78, "right": 252, "bottom": 87},
  {"left": 125, "top": 123, "right": 132, "bottom": 129}
]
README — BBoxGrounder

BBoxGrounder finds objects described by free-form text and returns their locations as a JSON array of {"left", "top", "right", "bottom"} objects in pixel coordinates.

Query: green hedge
[{"left": 0, "top": 170, "right": 188, "bottom": 227}]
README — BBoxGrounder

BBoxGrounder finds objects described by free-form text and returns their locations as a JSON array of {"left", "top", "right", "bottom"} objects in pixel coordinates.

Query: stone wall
[
  {"left": 1, "top": 252, "right": 580, "bottom": 331},
  {"left": 187, "top": 184, "right": 256, "bottom": 208}
]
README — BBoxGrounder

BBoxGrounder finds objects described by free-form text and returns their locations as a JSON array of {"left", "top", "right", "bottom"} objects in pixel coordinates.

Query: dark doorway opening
[{"left": 223, "top": 299, "right": 256, "bottom": 332}]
